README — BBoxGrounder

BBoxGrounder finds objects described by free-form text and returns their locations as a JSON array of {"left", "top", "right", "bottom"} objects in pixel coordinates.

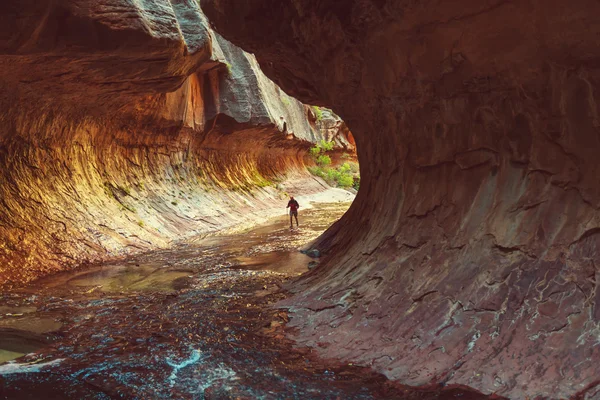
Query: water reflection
[
  {"left": 23, "top": 202, "right": 351, "bottom": 297},
  {"left": 0, "top": 202, "right": 351, "bottom": 365},
  {"left": 0, "top": 328, "right": 49, "bottom": 364},
  {"left": 0, "top": 200, "right": 491, "bottom": 399}
]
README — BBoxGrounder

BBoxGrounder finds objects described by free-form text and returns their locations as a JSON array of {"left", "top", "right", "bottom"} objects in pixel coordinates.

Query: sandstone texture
[
  {"left": 308, "top": 107, "right": 356, "bottom": 152},
  {"left": 0, "top": 1, "right": 349, "bottom": 288},
  {"left": 203, "top": 1, "right": 600, "bottom": 398}
]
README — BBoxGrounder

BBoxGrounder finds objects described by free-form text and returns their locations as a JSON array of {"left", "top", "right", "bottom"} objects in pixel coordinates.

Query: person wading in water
[{"left": 286, "top": 196, "right": 300, "bottom": 229}]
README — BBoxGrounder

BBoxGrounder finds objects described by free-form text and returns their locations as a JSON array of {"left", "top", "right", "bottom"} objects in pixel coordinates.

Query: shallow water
[
  {"left": 0, "top": 317, "right": 62, "bottom": 334},
  {"left": 0, "top": 328, "right": 49, "bottom": 364},
  {"left": 0, "top": 350, "right": 23, "bottom": 365},
  {"left": 17, "top": 202, "right": 346, "bottom": 300},
  {"left": 0, "top": 201, "right": 491, "bottom": 399}
]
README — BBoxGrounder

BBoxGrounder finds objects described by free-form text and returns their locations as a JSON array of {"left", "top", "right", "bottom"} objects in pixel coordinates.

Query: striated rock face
[
  {"left": 0, "top": 1, "right": 336, "bottom": 288},
  {"left": 307, "top": 107, "right": 355, "bottom": 152},
  {"left": 203, "top": 1, "right": 600, "bottom": 398}
]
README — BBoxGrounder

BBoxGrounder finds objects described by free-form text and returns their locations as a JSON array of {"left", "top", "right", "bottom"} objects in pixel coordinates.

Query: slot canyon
[{"left": 1, "top": 0, "right": 599, "bottom": 399}]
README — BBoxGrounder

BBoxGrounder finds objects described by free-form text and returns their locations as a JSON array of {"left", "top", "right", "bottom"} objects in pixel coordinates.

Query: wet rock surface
[
  {"left": 0, "top": 203, "right": 489, "bottom": 399},
  {"left": 202, "top": 1, "right": 600, "bottom": 398}
]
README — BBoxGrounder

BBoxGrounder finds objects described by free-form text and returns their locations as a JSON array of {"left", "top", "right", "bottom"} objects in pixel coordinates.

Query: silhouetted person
[{"left": 286, "top": 196, "right": 300, "bottom": 228}]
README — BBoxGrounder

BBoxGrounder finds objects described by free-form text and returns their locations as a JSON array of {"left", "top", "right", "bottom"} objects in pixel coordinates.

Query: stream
[{"left": 0, "top": 201, "right": 488, "bottom": 399}]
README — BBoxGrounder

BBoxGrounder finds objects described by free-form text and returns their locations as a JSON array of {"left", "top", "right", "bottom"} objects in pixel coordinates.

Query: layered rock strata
[
  {"left": 203, "top": 1, "right": 600, "bottom": 398},
  {"left": 307, "top": 107, "right": 356, "bottom": 152},
  {"left": 0, "top": 1, "right": 349, "bottom": 288}
]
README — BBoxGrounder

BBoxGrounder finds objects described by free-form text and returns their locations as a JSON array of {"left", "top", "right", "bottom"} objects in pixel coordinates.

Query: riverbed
[{"left": 0, "top": 200, "right": 488, "bottom": 399}]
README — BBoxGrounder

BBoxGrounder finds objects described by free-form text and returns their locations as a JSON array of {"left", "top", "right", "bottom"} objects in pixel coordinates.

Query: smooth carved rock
[
  {"left": 0, "top": 2, "right": 351, "bottom": 288},
  {"left": 202, "top": 0, "right": 600, "bottom": 398}
]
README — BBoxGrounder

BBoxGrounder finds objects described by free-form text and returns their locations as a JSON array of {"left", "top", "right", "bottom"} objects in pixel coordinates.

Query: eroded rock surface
[
  {"left": 203, "top": 1, "right": 600, "bottom": 398},
  {"left": 0, "top": 1, "right": 350, "bottom": 288},
  {"left": 1, "top": 201, "right": 497, "bottom": 399},
  {"left": 307, "top": 107, "right": 356, "bottom": 151}
]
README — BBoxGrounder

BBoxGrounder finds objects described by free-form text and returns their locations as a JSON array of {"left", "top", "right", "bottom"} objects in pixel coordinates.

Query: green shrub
[
  {"left": 307, "top": 138, "right": 359, "bottom": 190},
  {"left": 312, "top": 106, "right": 323, "bottom": 121},
  {"left": 318, "top": 139, "right": 334, "bottom": 151},
  {"left": 281, "top": 97, "right": 291, "bottom": 106},
  {"left": 339, "top": 162, "right": 351, "bottom": 174},
  {"left": 309, "top": 146, "right": 321, "bottom": 157},
  {"left": 325, "top": 168, "right": 338, "bottom": 182},
  {"left": 309, "top": 140, "right": 334, "bottom": 160},
  {"left": 337, "top": 173, "right": 354, "bottom": 188},
  {"left": 316, "top": 154, "right": 332, "bottom": 166},
  {"left": 307, "top": 166, "right": 326, "bottom": 178},
  {"left": 308, "top": 162, "right": 356, "bottom": 188}
]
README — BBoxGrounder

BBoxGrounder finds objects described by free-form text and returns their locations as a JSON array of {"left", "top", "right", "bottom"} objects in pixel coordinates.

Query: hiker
[{"left": 286, "top": 196, "right": 300, "bottom": 228}]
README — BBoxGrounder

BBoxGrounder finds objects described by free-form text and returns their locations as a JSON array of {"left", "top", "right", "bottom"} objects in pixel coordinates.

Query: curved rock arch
[{"left": 202, "top": 0, "right": 600, "bottom": 398}]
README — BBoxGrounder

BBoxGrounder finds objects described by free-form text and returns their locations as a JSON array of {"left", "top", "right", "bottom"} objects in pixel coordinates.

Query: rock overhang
[{"left": 201, "top": 0, "right": 600, "bottom": 398}]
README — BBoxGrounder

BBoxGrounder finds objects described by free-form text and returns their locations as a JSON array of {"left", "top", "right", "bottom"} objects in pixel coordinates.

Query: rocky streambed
[{"left": 1, "top": 201, "right": 489, "bottom": 399}]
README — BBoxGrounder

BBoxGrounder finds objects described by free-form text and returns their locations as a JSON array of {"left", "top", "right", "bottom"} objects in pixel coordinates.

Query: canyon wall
[
  {"left": 0, "top": 0, "right": 347, "bottom": 289},
  {"left": 308, "top": 107, "right": 356, "bottom": 152},
  {"left": 203, "top": 1, "right": 600, "bottom": 398}
]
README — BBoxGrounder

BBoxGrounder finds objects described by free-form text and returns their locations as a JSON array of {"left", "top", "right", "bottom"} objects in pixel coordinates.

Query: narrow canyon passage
[
  {"left": 2, "top": 0, "right": 600, "bottom": 398},
  {"left": 1, "top": 199, "right": 483, "bottom": 399}
]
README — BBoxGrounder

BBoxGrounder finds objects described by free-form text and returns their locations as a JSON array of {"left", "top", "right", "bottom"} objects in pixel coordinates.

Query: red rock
[
  {"left": 0, "top": 1, "right": 352, "bottom": 288},
  {"left": 202, "top": 0, "right": 600, "bottom": 398}
]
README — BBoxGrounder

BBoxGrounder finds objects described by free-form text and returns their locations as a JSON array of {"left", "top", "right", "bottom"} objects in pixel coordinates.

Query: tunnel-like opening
[
  {"left": 0, "top": 4, "right": 358, "bottom": 289},
  {"left": 0, "top": 2, "right": 383, "bottom": 397},
  {"left": 200, "top": 1, "right": 600, "bottom": 399}
]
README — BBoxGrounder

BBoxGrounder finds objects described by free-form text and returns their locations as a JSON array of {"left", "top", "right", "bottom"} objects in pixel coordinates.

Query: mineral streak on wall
[
  {"left": 202, "top": 1, "right": 600, "bottom": 398},
  {"left": 0, "top": 1, "right": 351, "bottom": 288}
]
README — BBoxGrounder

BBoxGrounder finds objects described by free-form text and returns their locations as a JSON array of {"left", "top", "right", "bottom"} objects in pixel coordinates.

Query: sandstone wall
[
  {"left": 0, "top": 0, "right": 335, "bottom": 288},
  {"left": 203, "top": 1, "right": 600, "bottom": 398},
  {"left": 307, "top": 107, "right": 355, "bottom": 152}
]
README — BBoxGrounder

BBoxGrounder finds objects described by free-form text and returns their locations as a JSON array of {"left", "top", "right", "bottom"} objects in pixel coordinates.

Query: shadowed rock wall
[
  {"left": 0, "top": 1, "right": 351, "bottom": 288},
  {"left": 203, "top": 1, "right": 600, "bottom": 398}
]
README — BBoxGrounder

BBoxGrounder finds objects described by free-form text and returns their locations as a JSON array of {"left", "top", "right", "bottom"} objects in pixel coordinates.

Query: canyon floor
[{"left": 0, "top": 197, "right": 490, "bottom": 400}]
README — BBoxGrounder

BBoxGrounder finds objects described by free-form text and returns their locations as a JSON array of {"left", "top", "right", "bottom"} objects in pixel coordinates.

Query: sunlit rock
[{"left": 0, "top": 1, "right": 352, "bottom": 288}]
